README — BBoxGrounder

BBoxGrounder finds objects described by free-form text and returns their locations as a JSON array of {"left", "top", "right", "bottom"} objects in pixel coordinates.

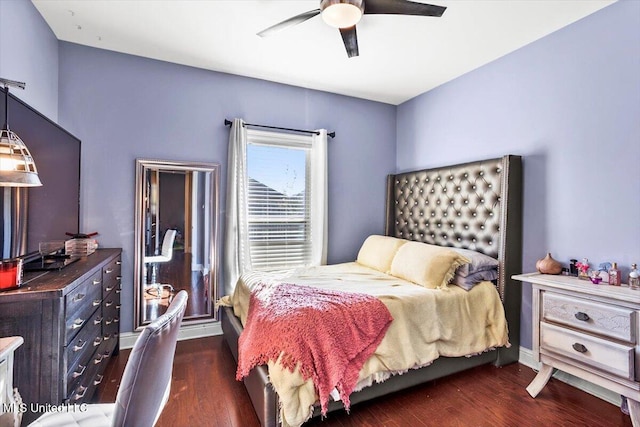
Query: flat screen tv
[{"left": 0, "top": 90, "right": 81, "bottom": 261}]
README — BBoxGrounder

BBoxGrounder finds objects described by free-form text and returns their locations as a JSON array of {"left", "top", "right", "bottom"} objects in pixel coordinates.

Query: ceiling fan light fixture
[{"left": 320, "top": 0, "right": 364, "bottom": 29}]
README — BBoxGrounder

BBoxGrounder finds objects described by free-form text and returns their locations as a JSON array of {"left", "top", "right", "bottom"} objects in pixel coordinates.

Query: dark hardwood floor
[{"left": 94, "top": 336, "right": 631, "bottom": 426}]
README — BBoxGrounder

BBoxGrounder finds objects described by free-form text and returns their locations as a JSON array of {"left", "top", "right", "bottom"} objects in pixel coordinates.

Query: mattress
[{"left": 219, "top": 262, "right": 509, "bottom": 427}]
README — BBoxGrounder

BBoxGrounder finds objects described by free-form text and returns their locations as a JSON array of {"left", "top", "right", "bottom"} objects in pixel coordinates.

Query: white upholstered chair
[
  {"left": 29, "top": 290, "right": 188, "bottom": 427},
  {"left": 144, "top": 229, "right": 177, "bottom": 297}
]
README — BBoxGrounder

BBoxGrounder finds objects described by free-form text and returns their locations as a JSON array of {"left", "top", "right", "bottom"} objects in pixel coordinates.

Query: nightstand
[
  {"left": 0, "top": 336, "right": 23, "bottom": 427},
  {"left": 513, "top": 273, "right": 639, "bottom": 427}
]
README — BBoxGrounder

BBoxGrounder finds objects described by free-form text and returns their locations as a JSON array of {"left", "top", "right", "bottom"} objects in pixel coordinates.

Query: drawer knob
[
  {"left": 71, "top": 364, "right": 86, "bottom": 378},
  {"left": 105, "top": 285, "right": 115, "bottom": 292},
  {"left": 72, "top": 339, "right": 86, "bottom": 352},
  {"left": 73, "top": 385, "right": 87, "bottom": 400},
  {"left": 71, "top": 318, "right": 85, "bottom": 330},
  {"left": 105, "top": 268, "right": 113, "bottom": 274},
  {"left": 572, "top": 343, "right": 588, "bottom": 353},
  {"left": 574, "top": 312, "right": 590, "bottom": 321},
  {"left": 92, "top": 279, "right": 101, "bottom": 286},
  {"left": 94, "top": 374, "right": 104, "bottom": 386},
  {"left": 93, "top": 336, "right": 103, "bottom": 347},
  {"left": 72, "top": 293, "right": 85, "bottom": 303}
]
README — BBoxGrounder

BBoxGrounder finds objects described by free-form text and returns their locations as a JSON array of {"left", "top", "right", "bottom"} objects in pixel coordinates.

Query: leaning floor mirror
[{"left": 134, "top": 159, "right": 220, "bottom": 330}]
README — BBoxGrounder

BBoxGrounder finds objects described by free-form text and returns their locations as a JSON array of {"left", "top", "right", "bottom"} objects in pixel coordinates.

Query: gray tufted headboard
[{"left": 385, "top": 155, "right": 523, "bottom": 364}]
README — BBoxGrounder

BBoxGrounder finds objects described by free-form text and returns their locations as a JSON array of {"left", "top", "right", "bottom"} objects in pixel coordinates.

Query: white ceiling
[{"left": 32, "top": 0, "right": 615, "bottom": 105}]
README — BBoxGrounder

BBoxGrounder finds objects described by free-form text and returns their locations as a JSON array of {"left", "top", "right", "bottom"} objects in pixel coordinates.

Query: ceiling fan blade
[
  {"left": 257, "top": 9, "right": 321, "bottom": 37},
  {"left": 364, "top": 0, "right": 446, "bottom": 17},
  {"left": 339, "top": 26, "right": 359, "bottom": 58}
]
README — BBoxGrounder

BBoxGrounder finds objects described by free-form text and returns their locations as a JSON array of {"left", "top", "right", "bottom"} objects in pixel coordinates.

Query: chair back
[
  {"left": 111, "top": 290, "right": 187, "bottom": 427},
  {"left": 160, "top": 229, "right": 177, "bottom": 260}
]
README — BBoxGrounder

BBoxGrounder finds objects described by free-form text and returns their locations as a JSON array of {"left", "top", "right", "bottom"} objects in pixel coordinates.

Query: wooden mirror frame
[{"left": 133, "top": 159, "right": 220, "bottom": 330}]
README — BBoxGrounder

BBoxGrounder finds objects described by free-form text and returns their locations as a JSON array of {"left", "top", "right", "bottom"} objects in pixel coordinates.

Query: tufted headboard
[{"left": 385, "top": 155, "right": 523, "bottom": 363}]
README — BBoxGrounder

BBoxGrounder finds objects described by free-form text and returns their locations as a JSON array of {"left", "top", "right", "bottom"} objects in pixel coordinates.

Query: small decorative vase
[{"left": 536, "top": 253, "right": 563, "bottom": 275}]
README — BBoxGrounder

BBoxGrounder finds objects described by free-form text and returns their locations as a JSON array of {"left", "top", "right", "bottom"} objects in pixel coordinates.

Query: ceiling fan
[{"left": 257, "top": 0, "right": 447, "bottom": 58}]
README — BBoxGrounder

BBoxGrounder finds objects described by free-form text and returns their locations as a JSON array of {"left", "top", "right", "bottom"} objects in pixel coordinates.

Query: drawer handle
[
  {"left": 574, "top": 312, "right": 590, "bottom": 321},
  {"left": 105, "top": 285, "right": 115, "bottom": 292},
  {"left": 94, "top": 354, "right": 105, "bottom": 364},
  {"left": 93, "top": 336, "right": 103, "bottom": 347},
  {"left": 116, "top": 304, "right": 121, "bottom": 310},
  {"left": 116, "top": 275, "right": 122, "bottom": 281},
  {"left": 92, "top": 299, "right": 102, "bottom": 307},
  {"left": 105, "top": 268, "right": 113, "bottom": 274},
  {"left": 94, "top": 316, "right": 103, "bottom": 325},
  {"left": 105, "top": 318, "right": 113, "bottom": 325},
  {"left": 115, "top": 289, "right": 121, "bottom": 294},
  {"left": 572, "top": 343, "right": 588, "bottom": 353},
  {"left": 105, "top": 300, "right": 114, "bottom": 307},
  {"left": 93, "top": 374, "right": 104, "bottom": 386},
  {"left": 116, "top": 260, "right": 122, "bottom": 265},
  {"left": 71, "top": 318, "right": 85, "bottom": 329},
  {"left": 72, "top": 339, "right": 86, "bottom": 352},
  {"left": 73, "top": 385, "right": 87, "bottom": 400},
  {"left": 72, "top": 293, "right": 86, "bottom": 303},
  {"left": 92, "top": 279, "right": 101, "bottom": 286},
  {"left": 71, "top": 364, "right": 86, "bottom": 378},
  {"left": 103, "top": 350, "right": 112, "bottom": 359},
  {"left": 103, "top": 333, "right": 112, "bottom": 341},
  {"left": 114, "top": 317, "right": 120, "bottom": 323}
]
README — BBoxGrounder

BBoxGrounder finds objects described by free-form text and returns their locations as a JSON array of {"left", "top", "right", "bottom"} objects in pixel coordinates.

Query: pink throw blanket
[{"left": 236, "top": 282, "right": 393, "bottom": 415}]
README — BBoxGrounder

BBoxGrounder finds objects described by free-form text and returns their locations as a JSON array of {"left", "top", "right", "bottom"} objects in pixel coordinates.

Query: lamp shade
[
  {"left": 0, "top": 128, "right": 42, "bottom": 187},
  {"left": 321, "top": 0, "right": 364, "bottom": 28},
  {"left": 0, "top": 79, "right": 42, "bottom": 187}
]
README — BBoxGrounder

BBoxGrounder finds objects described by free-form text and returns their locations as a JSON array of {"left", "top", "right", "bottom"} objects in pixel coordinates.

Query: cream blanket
[{"left": 219, "top": 262, "right": 509, "bottom": 427}]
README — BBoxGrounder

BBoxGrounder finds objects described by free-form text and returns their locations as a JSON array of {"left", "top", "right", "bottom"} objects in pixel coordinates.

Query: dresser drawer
[
  {"left": 65, "top": 308, "right": 103, "bottom": 394},
  {"left": 540, "top": 322, "right": 634, "bottom": 380},
  {"left": 66, "top": 344, "right": 111, "bottom": 404},
  {"left": 542, "top": 292, "right": 635, "bottom": 343},
  {"left": 65, "top": 270, "right": 103, "bottom": 343},
  {"left": 102, "top": 256, "right": 122, "bottom": 296}
]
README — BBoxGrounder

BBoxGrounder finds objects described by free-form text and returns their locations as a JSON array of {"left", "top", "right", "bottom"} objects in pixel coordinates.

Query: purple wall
[
  {"left": 0, "top": 0, "right": 59, "bottom": 121},
  {"left": 57, "top": 43, "right": 397, "bottom": 331},
  {"left": 397, "top": 1, "right": 640, "bottom": 349}
]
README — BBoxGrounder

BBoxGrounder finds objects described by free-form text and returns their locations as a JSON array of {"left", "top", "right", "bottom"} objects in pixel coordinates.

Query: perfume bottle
[
  {"left": 608, "top": 262, "right": 621, "bottom": 286},
  {"left": 629, "top": 264, "right": 640, "bottom": 290}
]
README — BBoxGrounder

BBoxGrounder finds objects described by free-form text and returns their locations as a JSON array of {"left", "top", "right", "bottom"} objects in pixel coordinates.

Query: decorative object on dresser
[
  {"left": 28, "top": 290, "right": 187, "bottom": 427},
  {"left": 535, "top": 253, "right": 563, "bottom": 275},
  {"left": 513, "top": 272, "right": 640, "bottom": 427},
  {"left": 0, "top": 336, "right": 23, "bottom": 427},
  {"left": 0, "top": 249, "right": 121, "bottom": 425}
]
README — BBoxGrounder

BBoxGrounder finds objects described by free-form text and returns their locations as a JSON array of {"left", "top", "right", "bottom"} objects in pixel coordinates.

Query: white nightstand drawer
[
  {"left": 542, "top": 292, "right": 635, "bottom": 343},
  {"left": 541, "top": 322, "right": 634, "bottom": 380}
]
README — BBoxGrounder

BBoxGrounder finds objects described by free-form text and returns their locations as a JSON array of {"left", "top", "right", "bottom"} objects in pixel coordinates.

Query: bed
[{"left": 221, "top": 155, "right": 523, "bottom": 426}]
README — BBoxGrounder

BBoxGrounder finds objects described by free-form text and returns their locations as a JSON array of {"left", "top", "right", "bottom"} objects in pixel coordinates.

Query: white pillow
[
  {"left": 356, "top": 235, "right": 407, "bottom": 273},
  {"left": 389, "top": 241, "right": 470, "bottom": 289}
]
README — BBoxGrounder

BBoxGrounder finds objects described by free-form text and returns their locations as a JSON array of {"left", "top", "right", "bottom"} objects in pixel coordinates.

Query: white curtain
[
  {"left": 224, "top": 122, "right": 328, "bottom": 295},
  {"left": 223, "top": 118, "right": 251, "bottom": 296},
  {"left": 311, "top": 129, "right": 328, "bottom": 266}
]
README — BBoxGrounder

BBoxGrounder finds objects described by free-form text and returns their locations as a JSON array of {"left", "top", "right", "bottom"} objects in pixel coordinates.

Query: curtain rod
[{"left": 224, "top": 119, "right": 335, "bottom": 138}]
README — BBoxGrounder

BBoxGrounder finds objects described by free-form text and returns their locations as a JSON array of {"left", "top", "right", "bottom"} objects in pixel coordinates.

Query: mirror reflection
[{"left": 134, "top": 159, "right": 219, "bottom": 329}]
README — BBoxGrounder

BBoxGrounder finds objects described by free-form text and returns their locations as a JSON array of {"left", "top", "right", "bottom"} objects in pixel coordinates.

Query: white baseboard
[
  {"left": 119, "top": 321, "right": 223, "bottom": 350},
  {"left": 518, "top": 346, "right": 621, "bottom": 406}
]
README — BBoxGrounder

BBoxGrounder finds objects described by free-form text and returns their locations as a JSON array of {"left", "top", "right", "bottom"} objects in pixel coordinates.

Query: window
[{"left": 246, "top": 129, "right": 314, "bottom": 270}]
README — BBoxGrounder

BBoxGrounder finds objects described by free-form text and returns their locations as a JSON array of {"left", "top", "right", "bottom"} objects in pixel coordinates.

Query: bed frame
[{"left": 222, "top": 155, "right": 523, "bottom": 426}]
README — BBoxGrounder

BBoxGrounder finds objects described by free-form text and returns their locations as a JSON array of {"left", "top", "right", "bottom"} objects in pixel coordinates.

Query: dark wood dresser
[{"left": 0, "top": 249, "right": 121, "bottom": 420}]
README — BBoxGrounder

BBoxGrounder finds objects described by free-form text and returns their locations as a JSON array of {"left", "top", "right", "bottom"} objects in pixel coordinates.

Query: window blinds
[{"left": 246, "top": 130, "right": 312, "bottom": 270}]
